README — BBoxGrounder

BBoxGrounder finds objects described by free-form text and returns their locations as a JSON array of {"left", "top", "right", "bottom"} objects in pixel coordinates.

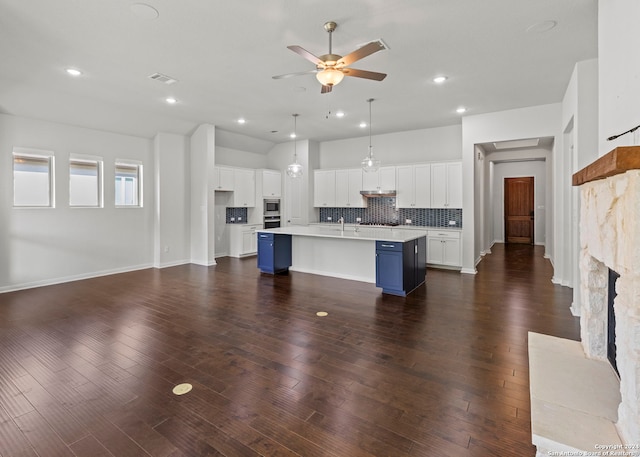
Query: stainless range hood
[{"left": 360, "top": 189, "right": 396, "bottom": 197}]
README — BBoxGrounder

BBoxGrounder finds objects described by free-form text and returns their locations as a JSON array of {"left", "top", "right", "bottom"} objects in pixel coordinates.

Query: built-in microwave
[{"left": 264, "top": 199, "right": 280, "bottom": 216}]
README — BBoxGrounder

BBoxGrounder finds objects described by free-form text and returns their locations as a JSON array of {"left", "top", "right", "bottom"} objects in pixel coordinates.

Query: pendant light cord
[
  {"left": 368, "top": 98, "right": 374, "bottom": 158},
  {"left": 293, "top": 113, "right": 298, "bottom": 159}
]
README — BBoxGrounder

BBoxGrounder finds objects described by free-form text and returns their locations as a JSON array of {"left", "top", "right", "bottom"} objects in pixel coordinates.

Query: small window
[
  {"left": 115, "top": 160, "right": 142, "bottom": 207},
  {"left": 13, "top": 148, "right": 55, "bottom": 207},
  {"left": 70, "top": 156, "right": 102, "bottom": 207}
]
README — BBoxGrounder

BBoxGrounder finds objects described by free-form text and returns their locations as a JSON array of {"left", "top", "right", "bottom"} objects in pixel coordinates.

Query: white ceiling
[{"left": 0, "top": 1, "right": 597, "bottom": 151}]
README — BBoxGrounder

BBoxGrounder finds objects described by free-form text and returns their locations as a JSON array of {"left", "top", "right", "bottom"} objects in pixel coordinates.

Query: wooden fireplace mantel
[{"left": 572, "top": 146, "right": 640, "bottom": 186}]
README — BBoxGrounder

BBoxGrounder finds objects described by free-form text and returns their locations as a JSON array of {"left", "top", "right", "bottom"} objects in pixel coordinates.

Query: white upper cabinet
[
  {"left": 261, "top": 169, "right": 281, "bottom": 197},
  {"left": 213, "top": 166, "right": 234, "bottom": 191},
  {"left": 431, "top": 161, "right": 462, "bottom": 208},
  {"left": 396, "top": 164, "right": 431, "bottom": 208},
  {"left": 231, "top": 168, "right": 255, "bottom": 207},
  {"left": 362, "top": 166, "right": 396, "bottom": 191},
  {"left": 335, "top": 169, "right": 366, "bottom": 208},
  {"left": 313, "top": 169, "right": 336, "bottom": 207}
]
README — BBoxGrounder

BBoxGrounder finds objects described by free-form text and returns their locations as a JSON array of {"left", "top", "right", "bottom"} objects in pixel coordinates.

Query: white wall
[
  {"left": 490, "top": 159, "right": 547, "bottom": 245},
  {"left": 561, "top": 59, "right": 598, "bottom": 306},
  {"left": 319, "top": 125, "right": 462, "bottom": 169},
  {"left": 598, "top": 0, "right": 640, "bottom": 152},
  {"left": 153, "top": 132, "right": 190, "bottom": 268},
  {"left": 597, "top": 1, "right": 640, "bottom": 444},
  {"left": 215, "top": 146, "right": 267, "bottom": 169},
  {"left": 0, "top": 113, "right": 153, "bottom": 292},
  {"left": 189, "top": 124, "right": 216, "bottom": 266}
]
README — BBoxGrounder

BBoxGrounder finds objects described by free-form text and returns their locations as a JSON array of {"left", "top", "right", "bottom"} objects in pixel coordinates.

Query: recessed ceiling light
[
  {"left": 165, "top": 97, "right": 177, "bottom": 104},
  {"left": 237, "top": 118, "right": 246, "bottom": 124},
  {"left": 66, "top": 68, "right": 82, "bottom": 77},
  {"left": 359, "top": 122, "right": 367, "bottom": 128},
  {"left": 456, "top": 107, "right": 467, "bottom": 114},
  {"left": 336, "top": 111, "right": 345, "bottom": 118},
  {"left": 433, "top": 76, "right": 447, "bottom": 84},
  {"left": 290, "top": 133, "right": 296, "bottom": 139},
  {"left": 130, "top": 3, "right": 159, "bottom": 20}
]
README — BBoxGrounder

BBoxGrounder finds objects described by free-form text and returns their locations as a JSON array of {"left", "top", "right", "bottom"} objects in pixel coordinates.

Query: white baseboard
[
  {"left": 156, "top": 259, "right": 191, "bottom": 269},
  {"left": 191, "top": 258, "right": 218, "bottom": 266},
  {"left": 460, "top": 267, "right": 477, "bottom": 275},
  {"left": 0, "top": 263, "right": 153, "bottom": 294}
]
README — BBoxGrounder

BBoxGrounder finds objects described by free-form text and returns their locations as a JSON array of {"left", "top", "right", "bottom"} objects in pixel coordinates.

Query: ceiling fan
[{"left": 273, "top": 21, "right": 388, "bottom": 94}]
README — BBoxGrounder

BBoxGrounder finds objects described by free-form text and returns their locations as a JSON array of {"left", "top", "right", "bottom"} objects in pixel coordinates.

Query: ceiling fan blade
[
  {"left": 342, "top": 68, "right": 387, "bottom": 81},
  {"left": 337, "top": 40, "right": 386, "bottom": 67},
  {"left": 320, "top": 84, "right": 333, "bottom": 94},
  {"left": 272, "top": 70, "right": 318, "bottom": 80},
  {"left": 287, "top": 45, "right": 325, "bottom": 66}
]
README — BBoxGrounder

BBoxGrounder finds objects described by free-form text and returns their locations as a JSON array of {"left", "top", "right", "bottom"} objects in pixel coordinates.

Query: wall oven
[
  {"left": 263, "top": 198, "right": 281, "bottom": 229},
  {"left": 263, "top": 215, "right": 281, "bottom": 229},
  {"left": 264, "top": 198, "right": 280, "bottom": 216}
]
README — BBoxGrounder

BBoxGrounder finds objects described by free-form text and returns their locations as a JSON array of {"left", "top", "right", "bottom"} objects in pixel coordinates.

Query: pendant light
[
  {"left": 361, "top": 98, "right": 381, "bottom": 173},
  {"left": 286, "top": 114, "right": 303, "bottom": 178}
]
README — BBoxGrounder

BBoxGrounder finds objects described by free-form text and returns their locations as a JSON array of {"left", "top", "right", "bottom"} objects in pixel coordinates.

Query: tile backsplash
[
  {"left": 318, "top": 197, "right": 462, "bottom": 228},
  {"left": 226, "top": 207, "right": 248, "bottom": 223}
]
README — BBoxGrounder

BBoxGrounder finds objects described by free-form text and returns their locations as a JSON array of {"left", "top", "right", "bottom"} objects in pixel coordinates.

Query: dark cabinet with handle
[
  {"left": 257, "top": 232, "right": 292, "bottom": 274},
  {"left": 375, "top": 236, "right": 426, "bottom": 296}
]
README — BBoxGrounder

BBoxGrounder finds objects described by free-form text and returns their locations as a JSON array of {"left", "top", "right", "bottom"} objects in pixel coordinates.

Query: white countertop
[{"left": 257, "top": 225, "right": 427, "bottom": 242}]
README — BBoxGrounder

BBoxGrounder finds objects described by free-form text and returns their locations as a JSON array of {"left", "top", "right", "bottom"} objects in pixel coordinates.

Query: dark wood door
[{"left": 504, "top": 177, "right": 534, "bottom": 244}]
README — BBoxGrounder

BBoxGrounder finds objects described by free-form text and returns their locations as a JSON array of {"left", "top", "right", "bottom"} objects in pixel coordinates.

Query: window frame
[
  {"left": 69, "top": 154, "right": 103, "bottom": 208},
  {"left": 114, "top": 159, "right": 143, "bottom": 208},
  {"left": 12, "top": 147, "right": 55, "bottom": 208}
]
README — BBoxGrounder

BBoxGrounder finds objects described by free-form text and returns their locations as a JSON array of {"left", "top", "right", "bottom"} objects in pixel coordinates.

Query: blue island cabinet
[
  {"left": 375, "top": 237, "right": 426, "bottom": 296},
  {"left": 257, "top": 232, "right": 292, "bottom": 274}
]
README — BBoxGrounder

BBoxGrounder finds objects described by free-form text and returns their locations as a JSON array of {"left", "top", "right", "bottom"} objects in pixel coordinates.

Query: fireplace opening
[{"left": 607, "top": 268, "right": 620, "bottom": 376}]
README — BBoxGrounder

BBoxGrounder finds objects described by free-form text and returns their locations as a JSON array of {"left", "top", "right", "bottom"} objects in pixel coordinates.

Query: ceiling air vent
[{"left": 148, "top": 72, "right": 178, "bottom": 85}]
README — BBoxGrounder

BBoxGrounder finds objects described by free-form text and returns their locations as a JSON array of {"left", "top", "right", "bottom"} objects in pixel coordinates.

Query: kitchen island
[{"left": 257, "top": 225, "right": 427, "bottom": 296}]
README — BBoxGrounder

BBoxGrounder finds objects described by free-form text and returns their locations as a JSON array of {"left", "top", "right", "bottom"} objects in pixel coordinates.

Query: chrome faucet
[{"left": 338, "top": 216, "right": 345, "bottom": 232}]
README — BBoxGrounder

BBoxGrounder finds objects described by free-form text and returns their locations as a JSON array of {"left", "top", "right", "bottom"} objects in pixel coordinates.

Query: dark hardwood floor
[{"left": 0, "top": 243, "right": 579, "bottom": 457}]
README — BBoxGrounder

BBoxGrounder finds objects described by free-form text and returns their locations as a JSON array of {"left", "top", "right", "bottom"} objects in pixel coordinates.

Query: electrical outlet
[
  {"left": 163, "top": 246, "right": 170, "bottom": 253},
  {"left": 327, "top": 216, "right": 332, "bottom": 221},
  {"left": 237, "top": 216, "right": 242, "bottom": 221},
  {"left": 230, "top": 217, "right": 235, "bottom": 221},
  {"left": 449, "top": 220, "right": 456, "bottom": 226},
  {"left": 356, "top": 217, "right": 362, "bottom": 222},
  {"left": 405, "top": 219, "right": 412, "bottom": 224}
]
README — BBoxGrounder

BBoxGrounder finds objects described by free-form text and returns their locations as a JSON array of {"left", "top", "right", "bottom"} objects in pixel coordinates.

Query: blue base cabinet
[
  {"left": 375, "top": 236, "right": 426, "bottom": 296},
  {"left": 257, "top": 233, "right": 292, "bottom": 274}
]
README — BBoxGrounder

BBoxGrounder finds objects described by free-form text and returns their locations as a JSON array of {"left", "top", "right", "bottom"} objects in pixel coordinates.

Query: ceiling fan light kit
[
  {"left": 273, "top": 21, "right": 387, "bottom": 94},
  {"left": 316, "top": 68, "right": 344, "bottom": 87}
]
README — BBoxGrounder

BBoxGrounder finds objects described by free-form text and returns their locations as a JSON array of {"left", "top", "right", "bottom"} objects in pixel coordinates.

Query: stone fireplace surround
[
  {"left": 576, "top": 147, "right": 640, "bottom": 446},
  {"left": 529, "top": 147, "right": 640, "bottom": 455}
]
